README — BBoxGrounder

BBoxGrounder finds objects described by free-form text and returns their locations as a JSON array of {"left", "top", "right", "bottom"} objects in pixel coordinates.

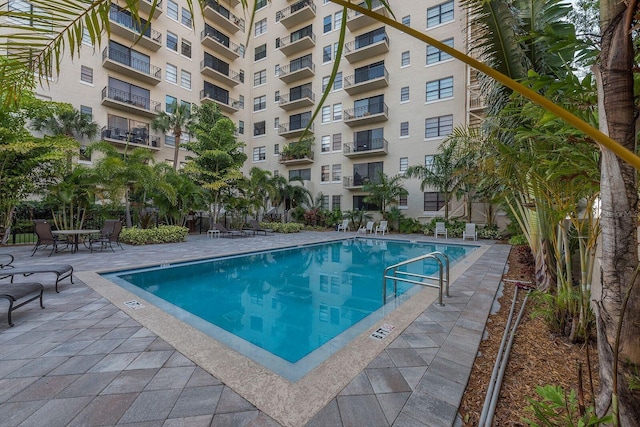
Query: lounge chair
[
  {"left": 244, "top": 219, "right": 271, "bottom": 236},
  {"left": 210, "top": 223, "right": 247, "bottom": 238},
  {"left": 31, "top": 219, "right": 67, "bottom": 256},
  {"left": 375, "top": 221, "right": 388, "bottom": 235},
  {"left": 364, "top": 221, "right": 375, "bottom": 234},
  {"left": 0, "top": 282, "right": 45, "bottom": 326},
  {"left": 463, "top": 223, "right": 478, "bottom": 241},
  {"left": 89, "top": 220, "right": 124, "bottom": 252},
  {"left": 434, "top": 222, "right": 448, "bottom": 238},
  {"left": 0, "top": 255, "right": 74, "bottom": 293},
  {"left": 337, "top": 219, "right": 349, "bottom": 232}
]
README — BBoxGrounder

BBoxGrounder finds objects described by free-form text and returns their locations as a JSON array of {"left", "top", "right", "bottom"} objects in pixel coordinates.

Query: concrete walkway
[{"left": 0, "top": 231, "right": 509, "bottom": 426}]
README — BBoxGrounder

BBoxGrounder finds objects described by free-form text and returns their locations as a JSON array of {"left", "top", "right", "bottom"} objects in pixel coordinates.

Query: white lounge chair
[
  {"left": 337, "top": 219, "right": 349, "bottom": 232},
  {"left": 463, "top": 223, "right": 477, "bottom": 241},
  {"left": 364, "top": 221, "right": 375, "bottom": 234},
  {"left": 434, "top": 222, "right": 447, "bottom": 238},
  {"left": 375, "top": 221, "right": 388, "bottom": 235}
]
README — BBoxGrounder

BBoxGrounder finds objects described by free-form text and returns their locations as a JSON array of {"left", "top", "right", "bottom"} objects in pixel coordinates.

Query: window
[
  {"left": 426, "top": 77, "right": 453, "bottom": 101},
  {"left": 238, "top": 95, "right": 245, "bottom": 108},
  {"left": 274, "top": 144, "right": 279, "bottom": 154},
  {"left": 332, "top": 133, "right": 342, "bottom": 151},
  {"left": 182, "top": 8, "right": 192, "bottom": 27},
  {"left": 165, "top": 135, "right": 175, "bottom": 147},
  {"left": 181, "top": 70, "right": 191, "bottom": 89},
  {"left": 400, "top": 121, "right": 409, "bottom": 137},
  {"left": 399, "top": 157, "right": 408, "bottom": 173},
  {"left": 322, "top": 76, "right": 330, "bottom": 91},
  {"left": 181, "top": 39, "right": 191, "bottom": 58},
  {"left": 353, "top": 195, "right": 379, "bottom": 211},
  {"left": 332, "top": 195, "right": 341, "bottom": 211},
  {"left": 427, "top": 38, "right": 454, "bottom": 65},
  {"left": 322, "top": 105, "right": 331, "bottom": 123},
  {"left": 274, "top": 117, "right": 279, "bottom": 129},
  {"left": 166, "top": 95, "right": 177, "bottom": 112},
  {"left": 332, "top": 164, "right": 341, "bottom": 182},
  {"left": 425, "top": 155, "right": 435, "bottom": 169},
  {"left": 323, "top": 45, "right": 332, "bottom": 62},
  {"left": 256, "top": 0, "right": 267, "bottom": 9},
  {"left": 333, "top": 103, "right": 342, "bottom": 121},
  {"left": 275, "top": 64, "right": 280, "bottom": 76},
  {"left": 167, "top": 31, "right": 178, "bottom": 51},
  {"left": 401, "top": 51, "right": 410, "bottom": 66},
  {"left": 240, "top": 70, "right": 245, "bottom": 83},
  {"left": 399, "top": 194, "right": 408, "bottom": 208},
  {"left": 425, "top": 114, "right": 453, "bottom": 138},
  {"left": 238, "top": 120, "right": 245, "bottom": 134},
  {"left": 289, "top": 169, "right": 311, "bottom": 180},
  {"left": 166, "top": 63, "right": 177, "bottom": 83},
  {"left": 255, "top": 18, "right": 267, "bottom": 36},
  {"left": 82, "top": 28, "right": 93, "bottom": 46},
  {"left": 79, "top": 145, "right": 91, "bottom": 162},
  {"left": 321, "top": 135, "right": 331, "bottom": 152},
  {"left": 255, "top": 44, "right": 267, "bottom": 61},
  {"left": 427, "top": 0, "right": 454, "bottom": 28},
  {"left": 320, "top": 195, "right": 330, "bottom": 210},
  {"left": 323, "top": 15, "right": 332, "bottom": 33},
  {"left": 424, "top": 192, "right": 446, "bottom": 211},
  {"left": 352, "top": 161, "right": 383, "bottom": 187},
  {"left": 254, "top": 70, "right": 266, "bottom": 86},
  {"left": 334, "top": 11, "right": 343, "bottom": 28},
  {"left": 254, "top": 121, "right": 266, "bottom": 136},
  {"left": 321, "top": 165, "right": 330, "bottom": 182},
  {"left": 334, "top": 72, "right": 342, "bottom": 90},
  {"left": 402, "top": 15, "right": 410, "bottom": 27},
  {"left": 401, "top": 86, "right": 410, "bottom": 102},
  {"left": 253, "top": 147, "right": 266, "bottom": 162},
  {"left": 167, "top": 0, "right": 178, "bottom": 20},
  {"left": 80, "top": 65, "right": 93, "bottom": 84},
  {"left": 275, "top": 90, "right": 280, "bottom": 102},
  {"left": 80, "top": 105, "right": 92, "bottom": 120},
  {"left": 254, "top": 95, "right": 266, "bottom": 111}
]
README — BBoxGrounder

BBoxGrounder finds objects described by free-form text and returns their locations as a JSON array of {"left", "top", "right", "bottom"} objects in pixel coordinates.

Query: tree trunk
[
  {"left": 173, "top": 130, "right": 181, "bottom": 171},
  {"left": 596, "top": 1, "right": 640, "bottom": 424}
]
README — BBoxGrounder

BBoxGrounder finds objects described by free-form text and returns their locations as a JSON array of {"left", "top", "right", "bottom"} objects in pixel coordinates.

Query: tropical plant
[
  {"left": 151, "top": 100, "right": 193, "bottom": 171},
  {"left": 269, "top": 175, "right": 312, "bottom": 222},
  {"left": 362, "top": 171, "right": 407, "bottom": 220},
  {"left": 44, "top": 165, "right": 97, "bottom": 230},
  {"left": 343, "top": 208, "right": 372, "bottom": 230}
]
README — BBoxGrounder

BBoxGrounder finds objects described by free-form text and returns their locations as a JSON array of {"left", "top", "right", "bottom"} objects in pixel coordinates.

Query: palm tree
[
  {"left": 151, "top": 101, "right": 193, "bottom": 171},
  {"left": 269, "top": 175, "right": 311, "bottom": 223},
  {"left": 246, "top": 167, "right": 274, "bottom": 220},
  {"left": 362, "top": 171, "right": 407, "bottom": 220}
]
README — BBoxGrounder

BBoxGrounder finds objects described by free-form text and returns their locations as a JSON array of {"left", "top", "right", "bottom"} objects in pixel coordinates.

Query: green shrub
[
  {"left": 259, "top": 222, "right": 303, "bottom": 233},
  {"left": 399, "top": 217, "right": 424, "bottom": 234},
  {"left": 423, "top": 218, "right": 466, "bottom": 237},
  {"left": 120, "top": 225, "right": 189, "bottom": 245},
  {"left": 509, "top": 234, "right": 529, "bottom": 245},
  {"left": 478, "top": 224, "right": 502, "bottom": 240},
  {"left": 523, "top": 385, "right": 611, "bottom": 426}
]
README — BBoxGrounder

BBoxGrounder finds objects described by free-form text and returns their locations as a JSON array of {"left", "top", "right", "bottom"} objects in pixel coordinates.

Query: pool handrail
[{"left": 382, "top": 251, "right": 450, "bottom": 306}]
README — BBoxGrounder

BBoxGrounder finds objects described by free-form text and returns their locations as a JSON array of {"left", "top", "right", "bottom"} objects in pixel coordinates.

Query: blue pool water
[{"left": 104, "top": 238, "right": 476, "bottom": 380}]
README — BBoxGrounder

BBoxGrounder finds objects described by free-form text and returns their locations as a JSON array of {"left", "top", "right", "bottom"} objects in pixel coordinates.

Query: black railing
[
  {"left": 102, "top": 47, "right": 161, "bottom": 79},
  {"left": 346, "top": 0, "right": 383, "bottom": 19},
  {"left": 199, "top": 90, "right": 240, "bottom": 108},
  {"left": 343, "top": 102, "right": 388, "bottom": 120},
  {"left": 200, "top": 29, "right": 245, "bottom": 56},
  {"left": 276, "top": 0, "right": 316, "bottom": 21},
  {"left": 345, "top": 31, "right": 388, "bottom": 54},
  {"left": 278, "top": 121, "right": 314, "bottom": 134},
  {"left": 276, "top": 29, "right": 315, "bottom": 49},
  {"left": 101, "top": 86, "right": 160, "bottom": 112},
  {"left": 344, "top": 66, "right": 388, "bottom": 87},
  {"left": 279, "top": 87, "right": 315, "bottom": 104},
  {"left": 101, "top": 126, "right": 158, "bottom": 147},
  {"left": 343, "top": 138, "right": 388, "bottom": 153},
  {"left": 279, "top": 58, "right": 315, "bottom": 76},
  {"left": 200, "top": 58, "right": 241, "bottom": 83},
  {"left": 205, "top": 0, "right": 245, "bottom": 31},
  {"left": 109, "top": 9, "right": 162, "bottom": 43}
]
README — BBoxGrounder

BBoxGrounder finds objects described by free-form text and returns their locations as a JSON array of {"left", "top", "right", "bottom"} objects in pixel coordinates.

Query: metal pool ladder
[{"left": 382, "top": 251, "right": 450, "bottom": 306}]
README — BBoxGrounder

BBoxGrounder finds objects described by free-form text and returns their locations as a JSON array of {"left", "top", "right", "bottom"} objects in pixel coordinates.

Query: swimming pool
[{"left": 103, "top": 238, "right": 476, "bottom": 381}]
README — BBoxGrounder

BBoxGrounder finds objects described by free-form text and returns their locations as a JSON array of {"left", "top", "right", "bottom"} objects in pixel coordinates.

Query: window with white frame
[
  {"left": 323, "top": 45, "right": 332, "bottom": 62},
  {"left": 399, "top": 194, "right": 408, "bottom": 207},
  {"left": 427, "top": 0, "right": 454, "bottom": 28},
  {"left": 425, "top": 115, "right": 453, "bottom": 138},
  {"left": 322, "top": 76, "right": 330, "bottom": 91},
  {"left": 82, "top": 28, "right": 93, "bottom": 46},
  {"left": 274, "top": 143, "right": 279, "bottom": 154},
  {"left": 399, "top": 157, "right": 408, "bottom": 173},
  {"left": 167, "top": 0, "right": 178, "bottom": 20},
  {"left": 321, "top": 195, "right": 330, "bottom": 210},
  {"left": 323, "top": 15, "right": 332, "bottom": 33},
  {"left": 167, "top": 31, "right": 178, "bottom": 51},
  {"left": 80, "top": 65, "right": 93, "bottom": 84},
  {"left": 275, "top": 90, "right": 280, "bottom": 102},
  {"left": 238, "top": 120, "right": 245, "bottom": 134},
  {"left": 425, "top": 154, "right": 435, "bottom": 169},
  {"left": 426, "top": 77, "right": 453, "bottom": 101},
  {"left": 166, "top": 63, "right": 177, "bottom": 83},
  {"left": 424, "top": 192, "right": 446, "bottom": 211},
  {"left": 165, "top": 135, "right": 175, "bottom": 147},
  {"left": 253, "top": 146, "right": 266, "bottom": 161},
  {"left": 334, "top": 11, "right": 343, "bottom": 28},
  {"left": 255, "top": 44, "right": 267, "bottom": 61},
  {"left": 333, "top": 103, "right": 342, "bottom": 121},
  {"left": 254, "top": 95, "right": 267, "bottom": 111},
  {"left": 254, "top": 69, "right": 266, "bottom": 86},
  {"left": 322, "top": 105, "right": 331, "bottom": 123},
  {"left": 181, "top": 39, "right": 191, "bottom": 58},
  {"left": 400, "top": 121, "right": 409, "bottom": 137},
  {"left": 321, "top": 165, "right": 330, "bottom": 182},
  {"left": 332, "top": 164, "right": 341, "bottom": 182},
  {"left": 334, "top": 72, "right": 343, "bottom": 90},
  {"left": 321, "top": 135, "right": 331, "bottom": 152},
  {"left": 256, "top": 0, "right": 267, "bottom": 9},
  {"left": 254, "top": 121, "right": 266, "bottom": 136},
  {"left": 402, "top": 15, "right": 410, "bottom": 27},
  {"left": 401, "top": 86, "right": 410, "bottom": 102},
  {"left": 332, "top": 195, "right": 341, "bottom": 210},
  {"left": 255, "top": 18, "right": 267, "bottom": 36},
  {"left": 166, "top": 95, "right": 177, "bottom": 112},
  {"left": 274, "top": 117, "right": 279, "bottom": 129},
  {"left": 80, "top": 105, "right": 92, "bottom": 120},
  {"left": 181, "top": 70, "right": 191, "bottom": 89},
  {"left": 238, "top": 95, "right": 245, "bottom": 108},
  {"left": 401, "top": 50, "right": 410, "bottom": 66},
  {"left": 275, "top": 64, "right": 280, "bottom": 76},
  {"left": 182, "top": 7, "right": 192, "bottom": 27},
  {"left": 427, "top": 38, "right": 454, "bottom": 65},
  {"left": 332, "top": 133, "right": 342, "bottom": 151}
]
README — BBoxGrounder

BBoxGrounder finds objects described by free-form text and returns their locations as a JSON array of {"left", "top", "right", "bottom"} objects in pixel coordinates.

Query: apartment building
[{"left": 25, "top": 0, "right": 478, "bottom": 221}]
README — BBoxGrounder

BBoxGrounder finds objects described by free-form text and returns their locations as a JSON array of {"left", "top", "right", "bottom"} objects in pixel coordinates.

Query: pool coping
[{"left": 77, "top": 239, "right": 489, "bottom": 427}]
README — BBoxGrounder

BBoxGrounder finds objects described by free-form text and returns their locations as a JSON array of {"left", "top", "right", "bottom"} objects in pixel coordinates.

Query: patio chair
[
  {"left": 243, "top": 219, "right": 271, "bottom": 236},
  {"left": 463, "top": 223, "right": 478, "bottom": 241},
  {"left": 0, "top": 256, "right": 73, "bottom": 293},
  {"left": 31, "top": 220, "right": 67, "bottom": 257},
  {"left": 337, "top": 219, "right": 350, "bottom": 232},
  {"left": 364, "top": 221, "right": 375, "bottom": 234},
  {"left": 375, "top": 221, "right": 388, "bottom": 235},
  {"left": 89, "top": 220, "right": 124, "bottom": 252},
  {"left": 434, "top": 222, "right": 448, "bottom": 239},
  {"left": 210, "top": 223, "right": 247, "bottom": 238},
  {"left": 0, "top": 282, "right": 45, "bottom": 326}
]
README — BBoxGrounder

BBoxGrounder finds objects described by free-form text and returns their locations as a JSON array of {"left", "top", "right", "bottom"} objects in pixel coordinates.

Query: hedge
[{"left": 120, "top": 225, "right": 189, "bottom": 245}]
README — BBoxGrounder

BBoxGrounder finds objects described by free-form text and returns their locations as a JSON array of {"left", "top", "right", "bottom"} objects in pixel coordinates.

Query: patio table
[{"left": 52, "top": 229, "right": 100, "bottom": 253}]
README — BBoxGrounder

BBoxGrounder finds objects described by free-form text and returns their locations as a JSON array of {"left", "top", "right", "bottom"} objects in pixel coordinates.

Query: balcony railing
[
  {"left": 276, "top": 0, "right": 316, "bottom": 27},
  {"left": 276, "top": 30, "right": 316, "bottom": 55},
  {"left": 200, "top": 28, "right": 245, "bottom": 58},
  {"left": 343, "top": 175, "right": 381, "bottom": 188},
  {"left": 344, "top": 66, "right": 388, "bottom": 94},
  {"left": 279, "top": 149, "right": 314, "bottom": 163},
  {"left": 278, "top": 58, "right": 315, "bottom": 82},
  {"left": 346, "top": 0, "right": 388, "bottom": 30},
  {"left": 199, "top": 89, "right": 240, "bottom": 112},
  {"left": 204, "top": 0, "right": 245, "bottom": 32},
  {"left": 102, "top": 47, "right": 161, "bottom": 79},
  {"left": 101, "top": 126, "right": 160, "bottom": 147},
  {"left": 101, "top": 86, "right": 160, "bottom": 113},
  {"left": 278, "top": 121, "right": 314, "bottom": 136},
  {"left": 343, "top": 103, "right": 388, "bottom": 120},
  {"left": 200, "top": 58, "right": 242, "bottom": 84},
  {"left": 279, "top": 87, "right": 315, "bottom": 104},
  {"left": 343, "top": 138, "right": 388, "bottom": 155},
  {"left": 109, "top": 8, "right": 162, "bottom": 44}
]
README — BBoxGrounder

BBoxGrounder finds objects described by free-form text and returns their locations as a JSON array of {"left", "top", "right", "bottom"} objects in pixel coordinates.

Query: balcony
[
  {"left": 101, "top": 47, "right": 161, "bottom": 85},
  {"left": 139, "top": 0, "right": 163, "bottom": 19},
  {"left": 279, "top": 150, "right": 314, "bottom": 165},
  {"left": 101, "top": 126, "right": 161, "bottom": 150},
  {"left": 342, "top": 176, "right": 364, "bottom": 190},
  {"left": 343, "top": 103, "right": 389, "bottom": 127},
  {"left": 278, "top": 59, "right": 315, "bottom": 83},
  {"left": 344, "top": 66, "right": 389, "bottom": 95},
  {"left": 204, "top": 0, "right": 245, "bottom": 33},
  {"left": 346, "top": 0, "right": 389, "bottom": 31},
  {"left": 200, "top": 29, "right": 244, "bottom": 60},
  {"left": 278, "top": 88, "right": 315, "bottom": 111},
  {"left": 468, "top": 86, "right": 486, "bottom": 111},
  {"left": 278, "top": 122, "right": 314, "bottom": 138},
  {"left": 109, "top": 9, "right": 162, "bottom": 51},
  {"left": 276, "top": 31, "right": 316, "bottom": 56},
  {"left": 343, "top": 138, "right": 388, "bottom": 158},
  {"left": 276, "top": 0, "right": 316, "bottom": 29},
  {"left": 344, "top": 33, "right": 389, "bottom": 63},
  {"left": 199, "top": 90, "right": 240, "bottom": 113},
  {"left": 200, "top": 59, "right": 242, "bottom": 87},
  {"left": 101, "top": 86, "right": 160, "bottom": 118}
]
